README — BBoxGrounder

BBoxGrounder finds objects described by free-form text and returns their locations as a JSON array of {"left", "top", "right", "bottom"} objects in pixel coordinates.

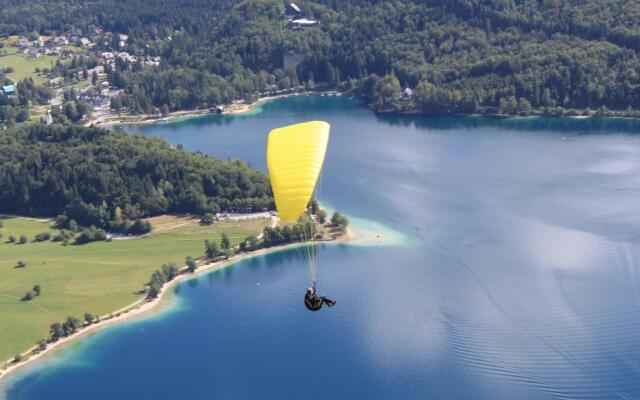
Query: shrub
[
  {"left": 186, "top": 256, "right": 197, "bottom": 273},
  {"left": 53, "top": 230, "right": 74, "bottom": 242},
  {"left": 200, "top": 213, "right": 215, "bottom": 225},
  {"left": 74, "top": 226, "right": 107, "bottom": 244},
  {"left": 34, "top": 232, "right": 52, "bottom": 242},
  {"left": 127, "top": 219, "right": 151, "bottom": 235}
]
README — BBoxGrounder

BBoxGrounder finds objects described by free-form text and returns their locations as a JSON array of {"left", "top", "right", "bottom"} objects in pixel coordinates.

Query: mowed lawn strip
[{"left": 0, "top": 215, "right": 269, "bottom": 361}]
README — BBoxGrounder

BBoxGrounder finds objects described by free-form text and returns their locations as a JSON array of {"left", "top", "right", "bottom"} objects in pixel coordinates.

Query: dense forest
[
  {"left": 1, "top": 0, "right": 640, "bottom": 116},
  {"left": 0, "top": 124, "right": 273, "bottom": 231}
]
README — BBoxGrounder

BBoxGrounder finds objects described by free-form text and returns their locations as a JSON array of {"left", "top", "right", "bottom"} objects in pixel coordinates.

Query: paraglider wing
[{"left": 267, "top": 121, "right": 330, "bottom": 222}]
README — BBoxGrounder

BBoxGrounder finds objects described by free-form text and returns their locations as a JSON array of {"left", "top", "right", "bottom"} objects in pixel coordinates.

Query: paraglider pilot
[{"left": 304, "top": 287, "right": 336, "bottom": 311}]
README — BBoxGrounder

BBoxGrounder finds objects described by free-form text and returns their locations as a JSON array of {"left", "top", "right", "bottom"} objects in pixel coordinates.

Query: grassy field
[
  {"left": 0, "top": 215, "right": 270, "bottom": 361},
  {"left": 0, "top": 47, "right": 59, "bottom": 85}
]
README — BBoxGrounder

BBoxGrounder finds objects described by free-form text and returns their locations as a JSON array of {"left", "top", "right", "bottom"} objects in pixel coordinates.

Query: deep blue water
[{"left": 4, "top": 95, "right": 640, "bottom": 399}]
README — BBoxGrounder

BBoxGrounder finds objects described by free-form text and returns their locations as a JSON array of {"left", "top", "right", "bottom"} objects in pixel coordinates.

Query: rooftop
[{"left": 292, "top": 18, "right": 319, "bottom": 25}]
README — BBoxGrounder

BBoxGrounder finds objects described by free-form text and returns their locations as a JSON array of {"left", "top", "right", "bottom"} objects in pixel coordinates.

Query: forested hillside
[
  {"left": 1, "top": 0, "right": 640, "bottom": 115},
  {"left": 0, "top": 125, "right": 273, "bottom": 230}
]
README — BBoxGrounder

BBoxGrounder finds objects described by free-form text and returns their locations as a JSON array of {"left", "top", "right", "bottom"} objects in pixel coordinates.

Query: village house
[
  {"left": 79, "top": 88, "right": 110, "bottom": 108},
  {"left": 2, "top": 85, "right": 16, "bottom": 96},
  {"left": 18, "top": 37, "right": 30, "bottom": 51},
  {"left": 49, "top": 77, "right": 64, "bottom": 87},
  {"left": 403, "top": 87, "right": 414, "bottom": 99},
  {"left": 283, "top": 3, "right": 303, "bottom": 20},
  {"left": 87, "top": 65, "right": 106, "bottom": 76},
  {"left": 117, "top": 52, "right": 137, "bottom": 63},
  {"left": 28, "top": 47, "right": 41, "bottom": 58},
  {"left": 116, "top": 33, "right": 129, "bottom": 49},
  {"left": 283, "top": 2, "right": 319, "bottom": 28},
  {"left": 46, "top": 46, "right": 63, "bottom": 56},
  {"left": 53, "top": 36, "right": 68, "bottom": 46},
  {"left": 291, "top": 18, "right": 320, "bottom": 29},
  {"left": 143, "top": 55, "right": 161, "bottom": 67}
]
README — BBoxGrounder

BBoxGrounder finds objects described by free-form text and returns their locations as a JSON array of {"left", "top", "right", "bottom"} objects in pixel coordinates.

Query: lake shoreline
[
  {"left": 0, "top": 227, "right": 355, "bottom": 387},
  {"left": 83, "top": 87, "right": 640, "bottom": 129},
  {"left": 85, "top": 90, "right": 343, "bottom": 127}
]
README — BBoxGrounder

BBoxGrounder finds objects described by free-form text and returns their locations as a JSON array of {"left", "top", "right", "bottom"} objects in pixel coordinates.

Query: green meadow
[
  {"left": 0, "top": 215, "right": 269, "bottom": 361},
  {"left": 0, "top": 46, "right": 59, "bottom": 85}
]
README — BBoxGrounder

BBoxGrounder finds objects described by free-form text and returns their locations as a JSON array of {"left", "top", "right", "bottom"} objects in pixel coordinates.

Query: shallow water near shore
[{"left": 4, "top": 95, "right": 640, "bottom": 399}]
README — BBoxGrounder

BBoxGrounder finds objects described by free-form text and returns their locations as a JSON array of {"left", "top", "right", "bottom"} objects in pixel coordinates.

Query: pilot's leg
[{"left": 321, "top": 297, "right": 336, "bottom": 307}]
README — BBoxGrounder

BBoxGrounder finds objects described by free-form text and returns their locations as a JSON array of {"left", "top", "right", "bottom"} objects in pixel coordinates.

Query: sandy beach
[
  {"left": 84, "top": 91, "right": 342, "bottom": 127},
  {"left": 0, "top": 227, "right": 354, "bottom": 385}
]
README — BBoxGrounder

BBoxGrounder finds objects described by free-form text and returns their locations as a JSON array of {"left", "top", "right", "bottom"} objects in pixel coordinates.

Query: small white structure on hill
[
  {"left": 283, "top": 2, "right": 303, "bottom": 20},
  {"left": 291, "top": 18, "right": 319, "bottom": 29},
  {"left": 403, "top": 87, "right": 414, "bottom": 99}
]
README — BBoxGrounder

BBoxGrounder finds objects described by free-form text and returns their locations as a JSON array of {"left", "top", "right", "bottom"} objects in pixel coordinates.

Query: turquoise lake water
[{"left": 3, "top": 95, "right": 640, "bottom": 399}]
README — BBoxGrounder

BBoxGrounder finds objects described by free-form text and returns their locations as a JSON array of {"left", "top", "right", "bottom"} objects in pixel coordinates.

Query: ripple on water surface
[{"left": 4, "top": 95, "right": 640, "bottom": 399}]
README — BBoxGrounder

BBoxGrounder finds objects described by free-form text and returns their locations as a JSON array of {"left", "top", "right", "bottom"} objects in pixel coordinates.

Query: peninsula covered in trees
[
  {"left": 1, "top": 0, "right": 640, "bottom": 119},
  {"left": 0, "top": 124, "right": 273, "bottom": 231}
]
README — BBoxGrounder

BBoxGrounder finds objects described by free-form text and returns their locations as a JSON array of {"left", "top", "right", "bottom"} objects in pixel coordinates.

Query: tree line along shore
[
  {"left": 0, "top": 207, "right": 348, "bottom": 377},
  {"left": 0, "top": 122, "right": 349, "bottom": 374},
  {"left": 3, "top": 0, "right": 640, "bottom": 129}
]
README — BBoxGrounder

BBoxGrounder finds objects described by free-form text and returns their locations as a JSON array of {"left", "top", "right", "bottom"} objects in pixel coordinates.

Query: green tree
[
  {"left": 372, "top": 74, "right": 402, "bottom": 111},
  {"left": 200, "top": 213, "right": 215, "bottom": 225},
  {"left": 161, "top": 263, "right": 179, "bottom": 281},
  {"left": 16, "top": 109, "right": 30, "bottom": 123},
  {"left": 186, "top": 256, "right": 197, "bottom": 273},
  {"left": 62, "top": 316, "right": 81, "bottom": 336},
  {"left": 241, "top": 234, "right": 259, "bottom": 251},
  {"left": 50, "top": 322, "right": 64, "bottom": 341},
  {"left": 331, "top": 212, "right": 349, "bottom": 227},
  {"left": 220, "top": 233, "right": 231, "bottom": 250},
  {"left": 205, "top": 239, "right": 220, "bottom": 260},
  {"left": 317, "top": 209, "right": 328, "bottom": 224},
  {"left": 84, "top": 312, "right": 95, "bottom": 324},
  {"left": 223, "top": 248, "right": 235, "bottom": 260},
  {"left": 309, "top": 199, "right": 319, "bottom": 215}
]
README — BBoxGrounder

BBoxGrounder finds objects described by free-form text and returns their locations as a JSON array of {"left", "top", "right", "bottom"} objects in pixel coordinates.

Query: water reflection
[{"left": 6, "top": 95, "right": 640, "bottom": 400}]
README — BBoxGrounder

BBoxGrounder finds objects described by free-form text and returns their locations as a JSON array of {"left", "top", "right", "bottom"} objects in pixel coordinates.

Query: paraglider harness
[{"left": 304, "top": 287, "right": 336, "bottom": 311}]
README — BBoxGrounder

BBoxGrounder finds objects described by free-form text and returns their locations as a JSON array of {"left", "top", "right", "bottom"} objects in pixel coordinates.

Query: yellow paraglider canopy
[{"left": 267, "top": 121, "right": 330, "bottom": 222}]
